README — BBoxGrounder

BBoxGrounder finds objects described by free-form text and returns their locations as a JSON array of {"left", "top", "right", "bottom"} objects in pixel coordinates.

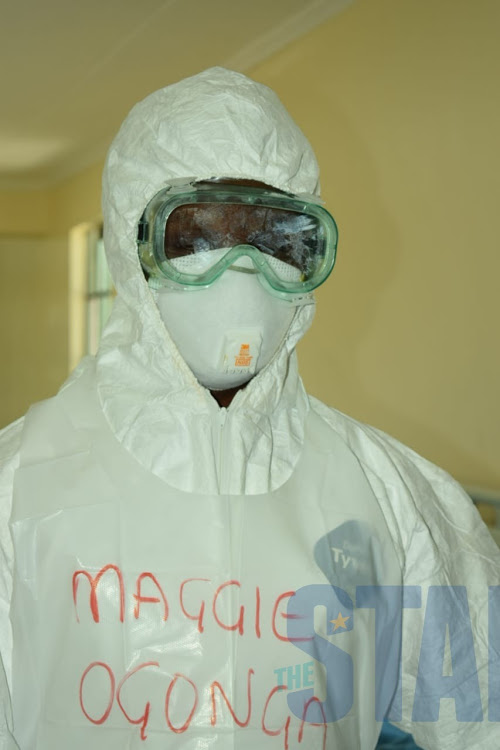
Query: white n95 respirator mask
[{"left": 152, "top": 261, "right": 300, "bottom": 391}]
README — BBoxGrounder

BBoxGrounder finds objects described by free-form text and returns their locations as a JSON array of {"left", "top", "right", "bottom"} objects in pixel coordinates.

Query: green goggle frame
[{"left": 138, "top": 182, "right": 338, "bottom": 299}]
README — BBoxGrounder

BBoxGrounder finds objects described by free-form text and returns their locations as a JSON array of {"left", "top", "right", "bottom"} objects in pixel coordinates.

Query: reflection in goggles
[{"left": 164, "top": 203, "right": 323, "bottom": 275}]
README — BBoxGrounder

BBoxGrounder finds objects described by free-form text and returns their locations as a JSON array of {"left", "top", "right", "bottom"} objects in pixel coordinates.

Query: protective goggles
[{"left": 138, "top": 182, "right": 338, "bottom": 299}]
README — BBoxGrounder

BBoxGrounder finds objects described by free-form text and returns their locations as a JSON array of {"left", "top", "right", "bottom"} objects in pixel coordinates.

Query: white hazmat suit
[{"left": 0, "top": 68, "right": 499, "bottom": 750}]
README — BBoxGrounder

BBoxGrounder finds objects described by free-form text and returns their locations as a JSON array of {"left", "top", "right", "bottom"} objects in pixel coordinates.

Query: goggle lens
[{"left": 164, "top": 203, "right": 323, "bottom": 278}]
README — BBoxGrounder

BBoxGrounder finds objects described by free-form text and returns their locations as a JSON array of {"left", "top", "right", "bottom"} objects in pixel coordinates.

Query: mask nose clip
[{"left": 226, "top": 244, "right": 262, "bottom": 275}]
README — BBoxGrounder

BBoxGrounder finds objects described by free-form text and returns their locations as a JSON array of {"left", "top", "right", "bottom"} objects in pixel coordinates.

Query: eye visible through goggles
[{"left": 138, "top": 182, "right": 338, "bottom": 299}]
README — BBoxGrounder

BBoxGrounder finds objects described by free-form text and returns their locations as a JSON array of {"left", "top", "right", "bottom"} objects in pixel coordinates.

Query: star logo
[{"left": 330, "top": 612, "right": 350, "bottom": 632}]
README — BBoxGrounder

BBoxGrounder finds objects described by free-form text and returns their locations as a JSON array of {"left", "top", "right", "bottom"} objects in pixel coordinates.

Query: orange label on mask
[{"left": 234, "top": 344, "right": 253, "bottom": 368}]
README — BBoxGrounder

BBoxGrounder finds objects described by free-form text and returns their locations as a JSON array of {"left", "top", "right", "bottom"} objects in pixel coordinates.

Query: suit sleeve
[
  {"left": 369, "top": 427, "right": 500, "bottom": 749},
  {"left": 0, "top": 419, "right": 22, "bottom": 750}
]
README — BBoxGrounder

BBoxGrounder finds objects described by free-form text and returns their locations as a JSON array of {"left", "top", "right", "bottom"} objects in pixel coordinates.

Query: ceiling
[{"left": 0, "top": 0, "right": 351, "bottom": 190}]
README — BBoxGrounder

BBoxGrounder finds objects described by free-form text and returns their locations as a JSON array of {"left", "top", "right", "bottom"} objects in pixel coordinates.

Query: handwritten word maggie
[{"left": 72, "top": 563, "right": 296, "bottom": 639}]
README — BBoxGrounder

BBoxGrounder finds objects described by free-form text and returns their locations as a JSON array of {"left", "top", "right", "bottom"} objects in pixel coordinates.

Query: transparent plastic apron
[{"left": 10, "top": 368, "right": 402, "bottom": 749}]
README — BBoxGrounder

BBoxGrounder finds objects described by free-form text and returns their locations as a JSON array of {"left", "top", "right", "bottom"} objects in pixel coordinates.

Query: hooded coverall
[{"left": 0, "top": 68, "right": 499, "bottom": 750}]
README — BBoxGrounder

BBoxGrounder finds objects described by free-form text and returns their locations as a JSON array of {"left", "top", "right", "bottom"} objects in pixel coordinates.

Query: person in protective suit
[{"left": 0, "top": 67, "right": 499, "bottom": 750}]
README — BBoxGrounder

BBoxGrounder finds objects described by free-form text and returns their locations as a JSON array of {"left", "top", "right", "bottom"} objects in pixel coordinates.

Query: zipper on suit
[{"left": 216, "top": 407, "right": 228, "bottom": 494}]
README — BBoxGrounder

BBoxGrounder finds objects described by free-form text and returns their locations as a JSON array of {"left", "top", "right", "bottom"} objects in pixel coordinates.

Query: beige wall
[
  {"left": 48, "top": 161, "right": 104, "bottom": 235},
  {"left": 0, "top": 190, "right": 50, "bottom": 236},
  {"left": 0, "top": 238, "right": 68, "bottom": 426},
  {"left": 251, "top": 0, "right": 500, "bottom": 491},
  {"left": 1, "top": 0, "right": 499, "bottom": 491},
  {"left": 0, "top": 161, "right": 104, "bottom": 427}
]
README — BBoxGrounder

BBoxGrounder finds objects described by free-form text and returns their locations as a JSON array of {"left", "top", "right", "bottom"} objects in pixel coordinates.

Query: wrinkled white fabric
[
  {"left": 98, "top": 67, "right": 318, "bottom": 493},
  {"left": 9, "top": 365, "right": 404, "bottom": 750},
  {"left": 0, "top": 67, "right": 499, "bottom": 750}
]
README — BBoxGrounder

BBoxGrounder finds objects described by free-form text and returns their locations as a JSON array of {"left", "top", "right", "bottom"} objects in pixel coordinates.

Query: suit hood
[{"left": 96, "top": 68, "right": 320, "bottom": 494}]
